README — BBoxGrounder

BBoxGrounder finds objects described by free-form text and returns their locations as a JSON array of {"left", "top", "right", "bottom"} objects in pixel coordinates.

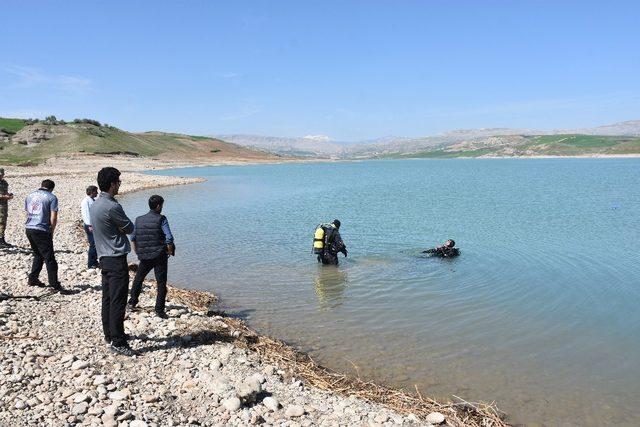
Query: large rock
[
  {"left": 237, "top": 378, "right": 262, "bottom": 403},
  {"left": 262, "top": 396, "right": 279, "bottom": 412}
]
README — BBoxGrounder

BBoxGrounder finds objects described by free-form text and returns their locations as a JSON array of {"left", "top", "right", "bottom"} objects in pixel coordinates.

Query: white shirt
[{"left": 81, "top": 195, "right": 95, "bottom": 226}]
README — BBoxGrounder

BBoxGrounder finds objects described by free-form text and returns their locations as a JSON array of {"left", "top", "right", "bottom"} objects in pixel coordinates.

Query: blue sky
[{"left": 1, "top": 1, "right": 639, "bottom": 140}]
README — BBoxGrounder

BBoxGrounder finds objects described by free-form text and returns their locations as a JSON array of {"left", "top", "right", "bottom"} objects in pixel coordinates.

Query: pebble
[
  {"left": 117, "top": 411, "right": 134, "bottom": 421},
  {"left": 130, "top": 421, "right": 148, "bottom": 427},
  {"left": 222, "top": 397, "right": 241, "bottom": 412},
  {"left": 425, "top": 412, "right": 446, "bottom": 424},
  {"left": 285, "top": 405, "right": 305, "bottom": 418},
  {"left": 60, "top": 354, "right": 75, "bottom": 364},
  {"left": 71, "top": 360, "right": 89, "bottom": 370},
  {"left": 72, "top": 402, "right": 88, "bottom": 415},
  {"left": 36, "top": 348, "right": 53, "bottom": 357},
  {"left": 101, "top": 413, "right": 117, "bottom": 427},
  {"left": 72, "top": 392, "right": 89, "bottom": 403},
  {"left": 263, "top": 396, "right": 279, "bottom": 412},
  {"left": 374, "top": 412, "right": 389, "bottom": 423},
  {"left": 142, "top": 394, "right": 157, "bottom": 403},
  {"left": 108, "top": 391, "right": 129, "bottom": 400},
  {"left": 93, "top": 375, "right": 108, "bottom": 385}
]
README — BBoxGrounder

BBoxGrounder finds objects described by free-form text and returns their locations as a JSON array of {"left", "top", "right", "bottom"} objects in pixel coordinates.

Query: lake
[{"left": 122, "top": 158, "right": 640, "bottom": 426}]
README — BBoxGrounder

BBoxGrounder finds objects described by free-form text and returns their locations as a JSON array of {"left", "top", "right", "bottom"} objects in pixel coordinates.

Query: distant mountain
[
  {"left": 215, "top": 134, "right": 345, "bottom": 157},
  {"left": 563, "top": 120, "right": 640, "bottom": 136},
  {"left": 217, "top": 119, "right": 640, "bottom": 158}
]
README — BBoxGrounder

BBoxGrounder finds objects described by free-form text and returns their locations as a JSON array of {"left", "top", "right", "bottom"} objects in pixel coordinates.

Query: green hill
[
  {"left": 0, "top": 117, "right": 30, "bottom": 134},
  {"left": 0, "top": 118, "right": 277, "bottom": 164}
]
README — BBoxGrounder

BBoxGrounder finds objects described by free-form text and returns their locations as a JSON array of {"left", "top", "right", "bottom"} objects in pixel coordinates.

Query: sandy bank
[{"left": 0, "top": 157, "right": 505, "bottom": 426}]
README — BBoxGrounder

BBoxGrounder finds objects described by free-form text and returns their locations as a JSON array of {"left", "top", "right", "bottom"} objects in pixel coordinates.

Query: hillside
[
  {"left": 369, "top": 134, "right": 640, "bottom": 159},
  {"left": 0, "top": 118, "right": 278, "bottom": 165},
  {"left": 219, "top": 119, "right": 640, "bottom": 158}
]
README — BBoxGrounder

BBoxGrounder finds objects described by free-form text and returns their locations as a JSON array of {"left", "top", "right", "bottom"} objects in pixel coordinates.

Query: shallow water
[{"left": 122, "top": 159, "right": 640, "bottom": 426}]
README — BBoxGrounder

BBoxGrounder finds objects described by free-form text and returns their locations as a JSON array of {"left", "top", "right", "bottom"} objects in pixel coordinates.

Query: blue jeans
[{"left": 83, "top": 224, "right": 99, "bottom": 268}]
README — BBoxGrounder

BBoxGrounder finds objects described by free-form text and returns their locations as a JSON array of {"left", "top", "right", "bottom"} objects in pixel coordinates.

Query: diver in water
[
  {"left": 423, "top": 239, "right": 459, "bottom": 258},
  {"left": 313, "top": 219, "right": 348, "bottom": 265}
]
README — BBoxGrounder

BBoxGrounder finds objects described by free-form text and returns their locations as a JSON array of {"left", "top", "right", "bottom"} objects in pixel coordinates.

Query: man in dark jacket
[
  {"left": 318, "top": 219, "right": 348, "bottom": 265},
  {"left": 91, "top": 167, "right": 135, "bottom": 356},
  {"left": 128, "top": 195, "right": 174, "bottom": 318},
  {"left": 423, "top": 239, "right": 459, "bottom": 258}
]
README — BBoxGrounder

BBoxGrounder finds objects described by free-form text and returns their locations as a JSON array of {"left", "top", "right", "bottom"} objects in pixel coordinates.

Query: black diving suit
[
  {"left": 318, "top": 227, "right": 347, "bottom": 265},
  {"left": 423, "top": 246, "right": 460, "bottom": 258}
]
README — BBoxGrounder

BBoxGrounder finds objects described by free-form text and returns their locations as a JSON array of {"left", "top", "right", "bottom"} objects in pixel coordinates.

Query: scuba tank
[{"left": 312, "top": 223, "right": 334, "bottom": 254}]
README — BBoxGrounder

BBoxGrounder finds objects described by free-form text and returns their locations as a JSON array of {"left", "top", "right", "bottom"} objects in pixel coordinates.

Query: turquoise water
[{"left": 122, "top": 159, "right": 640, "bottom": 426}]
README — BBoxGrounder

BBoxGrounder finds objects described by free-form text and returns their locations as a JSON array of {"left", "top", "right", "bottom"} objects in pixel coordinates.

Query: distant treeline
[{"left": 17, "top": 116, "right": 108, "bottom": 127}]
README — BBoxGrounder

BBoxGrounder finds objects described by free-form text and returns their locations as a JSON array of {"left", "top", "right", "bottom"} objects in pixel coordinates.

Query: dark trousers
[
  {"left": 100, "top": 255, "right": 129, "bottom": 346},
  {"left": 0, "top": 204, "right": 7, "bottom": 239},
  {"left": 318, "top": 251, "right": 339, "bottom": 265},
  {"left": 129, "top": 254, "right": 168, "bottom": 313},
  {"left": 25, "top": 228, "right": 59, "bottom": 286},
  {"left": 83, "top": 224, "right": 99, "bottom": 268}
]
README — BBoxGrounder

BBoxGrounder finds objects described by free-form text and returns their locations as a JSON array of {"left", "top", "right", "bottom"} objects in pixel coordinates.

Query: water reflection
[{"left": 313, "top": 266, "right": 348, "bottom": 310}]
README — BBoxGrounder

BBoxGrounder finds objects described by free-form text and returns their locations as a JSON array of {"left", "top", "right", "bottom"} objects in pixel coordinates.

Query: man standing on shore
[
  {"left": 81, "top": 185, "right": 99, "bottom": 269},
  {"left": 24, "top": 179, "right": 66, "bottom": 293},
  {"left": 0, "top": 168, "right": 14, "bottom": 248},
  {"left": 91, "top": 167, "right": 135, "bottom": 356},
  {"left": 128, "top": 195, "right": 175, "bottom": 319}
]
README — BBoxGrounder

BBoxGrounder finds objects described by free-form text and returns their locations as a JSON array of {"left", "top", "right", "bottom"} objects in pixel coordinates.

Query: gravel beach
[{"left": 0, "top": 158, "right": 503, "bottom": 426}]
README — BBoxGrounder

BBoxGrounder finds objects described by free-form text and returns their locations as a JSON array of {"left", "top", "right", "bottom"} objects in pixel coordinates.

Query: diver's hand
[{"left": 342, "top": 249, "right": 348, "bottom": 257}]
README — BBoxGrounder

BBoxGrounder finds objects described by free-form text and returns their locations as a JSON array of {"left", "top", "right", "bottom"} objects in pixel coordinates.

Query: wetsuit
[
  {"left": 318, "top": 227, "right": 347, "bottom": 265},
  {"left": 423, "top": 246, "right": 459, "bottom": 258}
]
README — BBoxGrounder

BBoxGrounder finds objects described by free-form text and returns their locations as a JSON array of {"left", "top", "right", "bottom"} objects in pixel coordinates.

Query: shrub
[
  {"left": 73, "top": 118, "right": 102, "bottom": 127},
  {"left": 43, "top": 115, "right": 65, "bottom": 125}
]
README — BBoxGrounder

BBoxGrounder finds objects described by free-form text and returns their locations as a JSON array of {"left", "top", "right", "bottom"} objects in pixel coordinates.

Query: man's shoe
[
  {"left": 127, "top": 302, "right": 139, "bottom": 312},
  {"left": 110, "top": 343, "right": 136, "bottom": 357},
  {"left": 51, "top": 284, "right": 71, "bottom": 295},
  {"left": 0, "top": 239, "right": 12, "bottom": 248},
  {"left": 28, "top": 279, "right": 47, "bottom": 288},
  {"left": 106, "top": 334, "right": 131, "bottom": 344},
  {"left": 155, "top": 311, "right": 168, "bottom": 319}
]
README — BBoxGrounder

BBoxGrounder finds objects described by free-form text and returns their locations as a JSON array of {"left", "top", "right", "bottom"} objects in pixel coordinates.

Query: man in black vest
[{"left": 128, "top": 195, "right": 175, "bottom": 318}]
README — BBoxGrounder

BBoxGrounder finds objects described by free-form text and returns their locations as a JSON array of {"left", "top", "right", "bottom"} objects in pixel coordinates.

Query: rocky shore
[{"left": 0, "top": 159, "right": 505, "bottom": 426}]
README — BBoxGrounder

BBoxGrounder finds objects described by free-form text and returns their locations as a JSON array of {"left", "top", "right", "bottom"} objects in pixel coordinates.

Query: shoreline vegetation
[{"left": 0, "top": 157, "right": 506, "bottom": 426}]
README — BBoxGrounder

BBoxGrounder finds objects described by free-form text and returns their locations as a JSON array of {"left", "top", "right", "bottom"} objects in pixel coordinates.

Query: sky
[{"left": 1, "top": 1, "right": 639, "bottom": 141}]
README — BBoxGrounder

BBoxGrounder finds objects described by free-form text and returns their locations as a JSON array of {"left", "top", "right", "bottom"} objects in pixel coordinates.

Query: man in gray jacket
[{"left": 91, "top": 167, "right": 135, "bottom": 356}]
